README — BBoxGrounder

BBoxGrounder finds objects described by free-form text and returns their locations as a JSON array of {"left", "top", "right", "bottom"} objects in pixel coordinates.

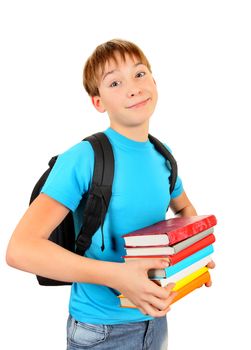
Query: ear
[{"left": 91, "top": 96, "right": 106, "bottom": 113}]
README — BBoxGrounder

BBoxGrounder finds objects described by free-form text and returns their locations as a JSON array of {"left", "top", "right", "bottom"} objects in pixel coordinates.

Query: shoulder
[
  {"left": 55, "top": 140, "right": 95, "bottom": 171},
  {"left": 41, "top": 140, "right": 95, "bottom": 211},
  {"left": 58, "top": 140, "right": 94, "bottom": 160},
  {"left": 46, "top": 139, "right": 95, "bottom": 188}
]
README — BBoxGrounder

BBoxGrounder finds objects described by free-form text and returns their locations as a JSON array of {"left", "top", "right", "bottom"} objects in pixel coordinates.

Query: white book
[
  {"left": 148, "top": 255, "right": 212, "bottom": 285},
  {"left": 125, "top": 228, "right": 214, "bottom": 256},
  {"left": 126, "top": 245, "right": 175, "bottom": 256}
]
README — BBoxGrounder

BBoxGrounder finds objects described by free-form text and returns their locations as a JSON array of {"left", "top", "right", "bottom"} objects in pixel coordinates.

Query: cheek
[
  {"left": 110, "top": 93, "right": 125, "bottom": 106},
  {"left": 104, "top": 95, "right": 123, "bottom": 113},
  {"left": 151, "top": 80, "right": 158, "bottom": 92},
  {"left": 154, "top": 87, "right": 158, "bottom": 100},
  {"left": 151, "top": 84, "right": 158, "bottom": 101}
]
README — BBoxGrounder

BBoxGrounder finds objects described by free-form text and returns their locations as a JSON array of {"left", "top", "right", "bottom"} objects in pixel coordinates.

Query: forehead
[{"left": 99, "top": 52, "right": 143, "bottom": 78}]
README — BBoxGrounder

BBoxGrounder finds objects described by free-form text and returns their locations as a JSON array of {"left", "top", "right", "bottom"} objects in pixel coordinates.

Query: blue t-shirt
[{"left": 41, "top": 127, "right": 183, "bottom": 324}]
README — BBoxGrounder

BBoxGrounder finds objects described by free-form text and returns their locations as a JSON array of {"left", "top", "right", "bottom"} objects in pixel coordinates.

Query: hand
[
  {"left": 114, "top": 259, "right": 177, "bottom": 317},
  {"left": 205, "top": 260, "right": 216, "bottom": 287}
]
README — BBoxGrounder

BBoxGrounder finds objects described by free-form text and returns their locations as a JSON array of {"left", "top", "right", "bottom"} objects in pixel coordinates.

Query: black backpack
[{"left": 30, "top": 132, "right": 177, "bottom": 286}]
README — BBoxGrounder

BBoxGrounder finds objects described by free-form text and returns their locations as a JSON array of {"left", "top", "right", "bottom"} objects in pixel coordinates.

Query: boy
[{"left": 6, "top": 39, "right": 214, "bottom": 350}]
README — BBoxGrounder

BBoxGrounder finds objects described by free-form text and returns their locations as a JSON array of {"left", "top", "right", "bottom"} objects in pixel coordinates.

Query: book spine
[
  {"left": 172, "top": 228, "right": 214, "bottom": 252},
  {"left": 172, "top": 267, "right": 209, "bottom": 291},
  {"left": 171, "top": 271, "right": 211, "bottom": 304},
  {"left": 125, "top": 246, "right": 174, "bottom": 255},
  {"left": 123, "top": 234, "right": 215, "bottom": 264},
  {"left": 168, "top": 234, "right": 216, "bottom": 265},
  {"left": 150, "top": 255, "right": 211, "bottom": 280},
  {"left": 165, "top": 244, "right": 214, "bottom": 277}
]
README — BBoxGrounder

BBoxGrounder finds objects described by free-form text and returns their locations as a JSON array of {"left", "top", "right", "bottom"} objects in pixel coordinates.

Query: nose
[{"left": 127, "top": 85, "right": 142, "bottom": 98}]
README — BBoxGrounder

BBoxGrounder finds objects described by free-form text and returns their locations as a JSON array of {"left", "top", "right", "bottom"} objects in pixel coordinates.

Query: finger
[
  {"left": 149, "top": 290, "right": 177, "bottom": 310},
  {"left": 206, "top": 260, "right": 216, "bottom": 269},
  {"left": 205, "top": 280, "right": 212, "bottom": 287},
  {"left": 137, "top": 301, "right": 160, "bottom": 317},
  {"left": 164, "top": 290, "right": 178, "bottom": 305},
  {"left": 143, "top": 303, "right": 166, "bottom": 317},
  {"left": 151, "top": 282, "right": 176, "bottom": 300},
  {"left": 147, "top": 296, "right": 170, "bottom": 311},
  {"left": 159, "top": 305, "right": 171, "bottom": 316},
  {"left": 142, "top": 259, "right": 170, "bottom": 272},
  {"left": 143, "top": 303, "right": 172, "bottom": 318},
  {"left": 164, "top": 282, "right": 176, "bottom": 293},
  {"left": 151, "top": 305, "right": 172, "bottom": 317}
]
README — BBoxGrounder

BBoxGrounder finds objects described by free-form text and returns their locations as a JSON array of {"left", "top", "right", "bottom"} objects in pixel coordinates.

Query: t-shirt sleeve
[
  {"left": 41, "top": 141, "right": 94, "bottom": 211},
  {"left": 164, "top": 143, "right": 184, "bottom": 199}
]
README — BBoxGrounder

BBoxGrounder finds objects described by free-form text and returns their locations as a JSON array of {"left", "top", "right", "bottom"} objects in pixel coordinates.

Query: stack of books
[{"left": 118, "top": 215, "right": 217, "bottom": 308}]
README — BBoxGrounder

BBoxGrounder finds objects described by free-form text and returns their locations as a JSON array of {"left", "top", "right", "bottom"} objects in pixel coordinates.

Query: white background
[{"left": 1, "top": 1, "right": 250, "bottom": 349}]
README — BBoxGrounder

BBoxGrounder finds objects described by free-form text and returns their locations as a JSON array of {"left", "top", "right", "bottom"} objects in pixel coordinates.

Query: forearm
[
  {"left": 6, "top": 237, "right": 121, "bottom": 288},
  {"left": 170, "top": 192, "right": 197, "bottom": 217},
  {"left": 175, "top": 204, "right": 197, "bottom": 217}
]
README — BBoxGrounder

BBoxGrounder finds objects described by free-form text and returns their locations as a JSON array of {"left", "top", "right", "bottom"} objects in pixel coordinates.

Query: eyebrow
[{"left": 102, "top": 62, "right": 144, "bottom": 81}]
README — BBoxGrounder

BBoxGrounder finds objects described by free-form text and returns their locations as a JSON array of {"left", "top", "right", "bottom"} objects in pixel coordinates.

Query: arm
[
  {"left": 170, "top": 191, "right": 197, "bottom": 217},
  {"left": 6, "top": 193, "right": 121, "bottom": 286},
  {"left": 6, "top": 193, "right": 176, "bottom": 317}
]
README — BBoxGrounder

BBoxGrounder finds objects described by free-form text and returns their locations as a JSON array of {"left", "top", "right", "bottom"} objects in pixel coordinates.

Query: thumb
[{"left": 141, "top": 258, "right": 170, "bottom": 271}]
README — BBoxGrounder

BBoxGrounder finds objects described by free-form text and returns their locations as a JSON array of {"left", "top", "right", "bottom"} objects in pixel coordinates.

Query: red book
[
  {"left": 123, "top": 233, "right": 216, "bottom": 266},
  {"left": 167, "top": 233, "right": 216, "bottom": 265},
  {"left": 122, "top": 215, "right": 217, "bottom": 247}
]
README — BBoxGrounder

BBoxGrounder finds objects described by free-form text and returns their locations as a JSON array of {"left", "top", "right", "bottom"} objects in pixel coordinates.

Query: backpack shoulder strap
[
  {"left": 75, "top": 132, "right": 114, "bottom": 255},
  {"left": 148, "top": 134, "right": 178, "bottom": 195}
]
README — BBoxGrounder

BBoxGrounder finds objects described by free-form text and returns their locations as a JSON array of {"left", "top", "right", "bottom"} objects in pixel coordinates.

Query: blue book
[
  {"left": 165, "top": 244, "right": 214, "bottom": 277},
  {"left": 148, "top": 244, "right": 214, "bottom": 277}
]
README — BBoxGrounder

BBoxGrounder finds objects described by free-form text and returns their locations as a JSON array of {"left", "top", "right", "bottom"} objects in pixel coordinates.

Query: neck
[{"left": 109, "top": 121, "right": 150, "bottom": 142}]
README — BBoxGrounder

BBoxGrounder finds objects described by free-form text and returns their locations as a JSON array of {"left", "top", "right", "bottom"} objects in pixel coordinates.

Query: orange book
[{"left": 171, "top": 271, "right": 211, "bottom": 304}]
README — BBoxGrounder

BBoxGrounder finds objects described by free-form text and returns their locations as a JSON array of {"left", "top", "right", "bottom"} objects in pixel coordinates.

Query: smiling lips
[{"left": 126, "top": 97, "right": 151, "bottom": 109}]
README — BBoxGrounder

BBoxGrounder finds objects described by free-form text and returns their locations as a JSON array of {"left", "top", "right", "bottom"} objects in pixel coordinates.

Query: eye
[
  {"left": 135, "top": 71, "right": 146, "bottom": 78},
  {"left": 110, "top": 81, "right": 121, "bottom": 88}
]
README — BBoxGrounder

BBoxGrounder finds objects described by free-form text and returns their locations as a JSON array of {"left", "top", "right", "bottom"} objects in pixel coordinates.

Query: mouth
[{"left": 126, "top": 98, "right": 151, "bottom": 109}]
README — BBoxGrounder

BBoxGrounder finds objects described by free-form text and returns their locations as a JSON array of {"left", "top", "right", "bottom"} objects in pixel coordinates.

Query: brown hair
[{"left": 83, "top": 39, "right": 152, "bottom": 96}]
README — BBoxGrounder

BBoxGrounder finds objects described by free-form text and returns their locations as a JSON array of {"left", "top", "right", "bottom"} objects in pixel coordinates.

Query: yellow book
[{"left": 172, "top": 266, "right": 208, "bottom": 291}]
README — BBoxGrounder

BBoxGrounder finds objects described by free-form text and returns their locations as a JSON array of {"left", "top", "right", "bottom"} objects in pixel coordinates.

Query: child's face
[{"left": 92, "top": 53, "right": 158, "bottom": 129}]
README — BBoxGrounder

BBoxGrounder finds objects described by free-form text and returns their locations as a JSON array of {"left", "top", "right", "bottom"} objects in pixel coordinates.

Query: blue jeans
[{"left": 66, "top": 314, "right": 168, "bottom": 350}]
